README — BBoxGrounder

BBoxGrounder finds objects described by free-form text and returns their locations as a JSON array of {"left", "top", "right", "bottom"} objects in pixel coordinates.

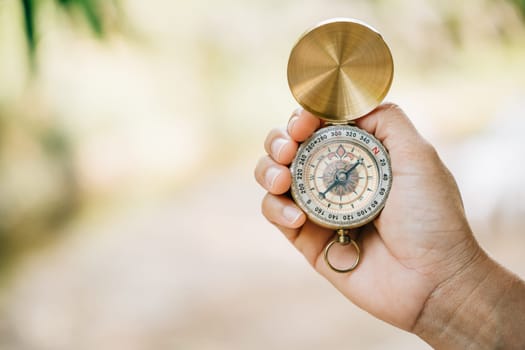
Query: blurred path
[
  {"left": 0, "top": 161, "right": 430, "bottom": 350},
  {"left": 2, "top": 142, "right": 525, "bottom": 349}
]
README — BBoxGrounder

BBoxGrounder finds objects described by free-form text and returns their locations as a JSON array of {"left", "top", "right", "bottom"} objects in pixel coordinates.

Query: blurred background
[{"left": 0, "top": 0, "right": 524, "bottom": 349}]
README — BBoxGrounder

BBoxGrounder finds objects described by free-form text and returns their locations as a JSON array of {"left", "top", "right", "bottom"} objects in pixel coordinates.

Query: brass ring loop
[{"left": 323, "top": 238, "right": 361, "bottom": 273}]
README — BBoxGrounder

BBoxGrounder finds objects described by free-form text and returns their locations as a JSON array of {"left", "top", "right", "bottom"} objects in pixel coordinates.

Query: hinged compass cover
[{"left": 287, "top": 18, "right": 394, "bottom": 122}]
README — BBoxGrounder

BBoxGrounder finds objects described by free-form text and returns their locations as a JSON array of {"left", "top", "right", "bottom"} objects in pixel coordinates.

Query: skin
[{"left": 254, "top": 103, "right": 525, "bottom": 349}]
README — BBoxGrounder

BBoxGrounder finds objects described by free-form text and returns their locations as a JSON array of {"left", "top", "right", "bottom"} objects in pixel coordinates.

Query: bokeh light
[{"left": 0, "top": 0, "right": 524, "bottom": 349}]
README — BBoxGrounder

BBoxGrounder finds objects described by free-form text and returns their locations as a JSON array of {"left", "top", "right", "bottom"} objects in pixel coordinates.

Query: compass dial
[{"left": 290, "top": 124, "right": 392, "bottom": 229}]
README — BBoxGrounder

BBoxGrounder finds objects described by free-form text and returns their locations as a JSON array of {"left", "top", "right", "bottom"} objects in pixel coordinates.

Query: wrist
[{"left": 413, "top": 247, "right": 525, "bottom": 349}]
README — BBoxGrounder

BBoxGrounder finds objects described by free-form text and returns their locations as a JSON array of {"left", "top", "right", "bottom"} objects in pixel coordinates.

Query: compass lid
[{"left": 287, "top": 18, "right": 394, "bottom": 122}]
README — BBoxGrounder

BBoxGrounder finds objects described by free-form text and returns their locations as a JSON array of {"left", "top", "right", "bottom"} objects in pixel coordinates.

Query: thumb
[{"left": 355, "top": 102, "right": 429, "bottom": 154}]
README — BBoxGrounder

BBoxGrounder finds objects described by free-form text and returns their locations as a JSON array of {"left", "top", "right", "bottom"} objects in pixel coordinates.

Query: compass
[{"left": 287, "top": 18, "right": 394, "bottom": 273}]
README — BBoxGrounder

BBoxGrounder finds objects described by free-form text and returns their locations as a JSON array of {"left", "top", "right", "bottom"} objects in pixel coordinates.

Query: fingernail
[
  {"left": 292, "top": 107, "right": 303, "bottom": 117},
  {"left": 271, "top": 138, "right": 288, "bottom": 161},
  {"left": 265, "top": 166, "right": 280, "bottom": 188},
  {"left": 288, "top": 116, "right": 299, "bottom": 135},
  {"left": 283, "top": 205, "right": 303, "bottom": 224}
]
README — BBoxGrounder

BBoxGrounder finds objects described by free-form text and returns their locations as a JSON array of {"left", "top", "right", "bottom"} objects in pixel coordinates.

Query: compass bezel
[{"left": 290, "top": 124, "right": 392, "bottom": 230}]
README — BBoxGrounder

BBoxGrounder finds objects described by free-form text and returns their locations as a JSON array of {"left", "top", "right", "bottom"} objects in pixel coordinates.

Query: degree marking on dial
[{"left": 291, "top": 125, "right": 392, "bottom": 228}]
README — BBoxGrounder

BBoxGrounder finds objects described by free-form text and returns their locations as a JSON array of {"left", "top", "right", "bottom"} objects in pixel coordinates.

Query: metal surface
[
  {"left": 287, "top": 18, "right": 393, "bottom": 122},
  {"left": 324, "top": 229, "right": 361, "bottom": 273},
  {"left": 289, "top": 125, "right": 392, "bottom": 230}
]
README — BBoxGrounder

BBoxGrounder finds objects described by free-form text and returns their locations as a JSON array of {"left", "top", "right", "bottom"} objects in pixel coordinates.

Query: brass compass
[{"left": 287, "top": 18, "right": 394, "bottom": 273}]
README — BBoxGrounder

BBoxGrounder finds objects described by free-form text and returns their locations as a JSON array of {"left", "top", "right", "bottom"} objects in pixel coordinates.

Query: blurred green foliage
[
  {"left": 56, "top": 0, "right": 105, "bottom": 36},
  {"left": 2, "top": 0, "right": 522, "bottom": 275},
  {"left": 20, "top": 0, "right": 121, "bottom": 69},
  {"left": 0, "top": 0, "right": 122, "bottom": 274},
  {"left": 513, "top": 0, "right": 525, "bottom": 17}
]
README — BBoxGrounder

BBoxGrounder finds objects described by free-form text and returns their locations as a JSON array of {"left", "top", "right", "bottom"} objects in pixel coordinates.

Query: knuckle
[
  {"left": 379, "top": 102, "right": 408, "bottom": 124},
  {"left": 381, "top": 101, "right": 402, "bottom": 113},
  {"left": 419, "top": 139, "right": 439, "bottom": 158}
]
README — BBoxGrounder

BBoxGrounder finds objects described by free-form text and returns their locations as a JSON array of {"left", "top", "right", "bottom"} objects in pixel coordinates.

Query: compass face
[{"left": 290, "top": 125, "right": 392, "bottom": 229}]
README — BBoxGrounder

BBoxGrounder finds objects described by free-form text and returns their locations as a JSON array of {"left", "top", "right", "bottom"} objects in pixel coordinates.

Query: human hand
[{"left": 254, "top": 103, "right": 483, "bottom": 331}]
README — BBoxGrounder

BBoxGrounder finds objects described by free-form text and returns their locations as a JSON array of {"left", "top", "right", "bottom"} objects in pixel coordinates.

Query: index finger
[{"left": 287, "top": 108, "right": 322, "bottom": 142}]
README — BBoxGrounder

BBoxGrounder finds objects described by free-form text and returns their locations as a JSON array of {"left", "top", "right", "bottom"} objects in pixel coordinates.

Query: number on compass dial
[{"left": 290, "top": 125, "right": 392, "bottom": 229}]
